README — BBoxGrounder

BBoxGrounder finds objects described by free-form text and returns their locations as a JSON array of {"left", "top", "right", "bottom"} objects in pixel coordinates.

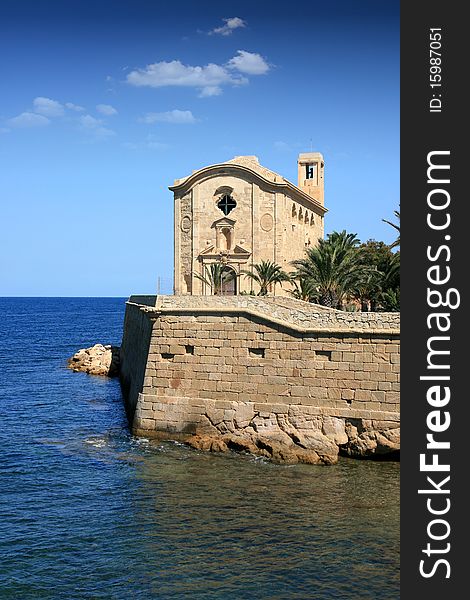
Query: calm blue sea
[{"left": 0, "top": 298, "right": 399, "bottom": 599}]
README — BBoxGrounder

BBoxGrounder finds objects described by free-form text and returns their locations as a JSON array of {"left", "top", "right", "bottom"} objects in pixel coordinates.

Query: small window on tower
[
  {"left": 217, "top": 195, "right": 237, "bottom": 215},
  {"left": 305, "top": 164, "right": 316, "bottom": 179}
]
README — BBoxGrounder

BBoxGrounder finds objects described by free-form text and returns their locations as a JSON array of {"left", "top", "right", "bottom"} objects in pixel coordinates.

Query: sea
[{"left": 0, "top": 297, "right": 399, "bottom": 599}]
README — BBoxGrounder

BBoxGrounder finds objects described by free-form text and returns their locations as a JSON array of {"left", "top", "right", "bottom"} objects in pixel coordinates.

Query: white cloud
[
  {"left": 127, "top": 60, "right": 237, "bottom": 87},
  {"left": 96, "top": 103, "right": 118, "bottom": 116},
  {"left": 65, "top": 102, "right": 85, "bottom": 112},
  {"left": 80, "top": 115, "right": 101, "bottom": 128},
  {"left": 198, "top": 86, "right": 222, "bottom": 98},
  {"left": 140, "top": 109, "right": 196, "bottom": 124},
  {"left": 227, "top": 50, "right": 270, "bottom": 75},
  {"left": 79, "top": 114, "right": 115, "bottom": 138},
  {"left": 7, "top": 112, "right": 50, "bottom": 128},
  {"left": 210, "top": 17, "right": 246, "bottom": 36},
  {"left": 126, "top": 58, "right": 248, "bottom": 97},
  {"left": 33, "top": 97, "right": 65, "bottom": 117},
  {"left": 93, "top": 126, "right": 116, "bottom": 138}
]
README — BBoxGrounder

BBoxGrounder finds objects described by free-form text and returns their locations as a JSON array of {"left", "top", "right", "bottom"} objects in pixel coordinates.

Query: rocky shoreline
[
  {"left": 69, "top": 345, "right": 399, "bottom": 464},
  {"left": 134, "top": 408, "right": 400, "bottom": 465},
  {"left": 187, "top": 424, "right": 400, "bottom": 464}
]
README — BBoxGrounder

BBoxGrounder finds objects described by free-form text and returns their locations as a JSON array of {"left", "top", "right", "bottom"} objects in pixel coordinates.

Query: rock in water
[{"left": 68, "top": 344, "right": 120, "bottom": 376}]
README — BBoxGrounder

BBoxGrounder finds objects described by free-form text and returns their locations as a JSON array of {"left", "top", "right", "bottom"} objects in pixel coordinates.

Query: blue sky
[{"left": 0, "top": 0, "right": 399, "bottom": 296}]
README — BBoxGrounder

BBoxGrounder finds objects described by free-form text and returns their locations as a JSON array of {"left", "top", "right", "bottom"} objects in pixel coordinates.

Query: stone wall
[
  {"left": 120, "top": 295, "right": 400, "bottom": 463},
  {"left": 119, "top": 299, "right": 155, "bottom": 419}
]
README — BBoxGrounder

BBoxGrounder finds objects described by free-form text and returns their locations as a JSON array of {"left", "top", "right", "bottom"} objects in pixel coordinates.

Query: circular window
[{"left": 217, "top": 195, "right": 237, "bottom": 215}]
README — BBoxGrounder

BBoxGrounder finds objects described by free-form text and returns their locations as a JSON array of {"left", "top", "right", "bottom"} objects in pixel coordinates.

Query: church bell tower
[{"left": 297, "top": 152, "right": 324, "bottom": 205}]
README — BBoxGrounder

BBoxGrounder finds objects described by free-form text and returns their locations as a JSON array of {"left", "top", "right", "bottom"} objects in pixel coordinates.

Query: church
[{"left": 170, "top": 152, "right": 327, "bottom": 296}]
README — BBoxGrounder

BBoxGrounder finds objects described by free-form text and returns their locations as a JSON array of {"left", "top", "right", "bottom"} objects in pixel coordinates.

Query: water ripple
[{"left": 0, "top": 298, "right": 399, "bottom": 599}]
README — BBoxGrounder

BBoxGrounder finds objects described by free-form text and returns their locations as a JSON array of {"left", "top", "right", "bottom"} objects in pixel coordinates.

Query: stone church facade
[{"left": 170, "top": 152, "right": 327, "bottom": 296}]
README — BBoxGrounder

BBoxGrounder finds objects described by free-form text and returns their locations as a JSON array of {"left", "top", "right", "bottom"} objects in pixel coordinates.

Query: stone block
[
  {"left": 208, "top": 372, "right": 222, "bottom": 381},
  {"left": 138, "top": 418, "right": 156, "bottom": 429},
  {"left": 361, "top": 381, "right": 379, "bottom": 391},
  {"left": 290, "top": 386, "right": 310, "bottom": 397},
  {"left": 354, "top": 390, "right": 373, "bottom": 402},
  {"left": 385, "top": 391, "right": 400, "bottom": 403}
]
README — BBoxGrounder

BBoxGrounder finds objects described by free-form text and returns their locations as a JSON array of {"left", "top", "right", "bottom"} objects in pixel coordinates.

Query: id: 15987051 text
[{"left": 429, "top": 28, "right": 443, "bottom": 113}]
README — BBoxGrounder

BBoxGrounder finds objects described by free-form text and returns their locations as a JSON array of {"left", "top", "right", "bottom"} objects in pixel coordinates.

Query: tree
[
  {"left": 382, "top": 251, "right": 400, "bottom": 290},
  {"left": 352, "top": 270, "right": 383, "bottom": 312},
  {"left": 288, "top": 276, "right": 318, "bottom": 302},
  {"left": 291, "top": 230, "right": 371, "bottom": 309},
  {"left": 194, "top": 263, "right": 235, "bottom": 295},
  {"left": 355, "top": 240, "right": 396, "bottom": 311},
  {"left": 381, "top": 287, "right": 400, "bottom": 311},
  {"left": 383, "top": 208, "right": 400, "bottom": 249},
  {"left": 352, "top": 240, "right": 400, "bottom": 311},
  {"left": 242, "top": 260, "right": 291, "bottom": 296},
  {"left": 380, "top": 251, "right": 400, "bottom": 311}
]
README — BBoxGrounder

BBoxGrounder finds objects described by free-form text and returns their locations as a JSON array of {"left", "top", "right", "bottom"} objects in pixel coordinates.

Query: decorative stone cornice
[{"left": 169, "top": 162, "right": 328, "bottom": 215}]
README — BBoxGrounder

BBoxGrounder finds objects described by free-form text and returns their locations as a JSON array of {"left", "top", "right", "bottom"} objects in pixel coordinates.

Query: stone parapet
[{"left": 129, "top": 294, "right": 400, "bottom": 334}]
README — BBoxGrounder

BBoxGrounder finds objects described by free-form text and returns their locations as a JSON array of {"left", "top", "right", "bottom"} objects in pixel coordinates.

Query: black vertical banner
[{"left": 401, "top": 2, "right": 466, "bottom": 598}]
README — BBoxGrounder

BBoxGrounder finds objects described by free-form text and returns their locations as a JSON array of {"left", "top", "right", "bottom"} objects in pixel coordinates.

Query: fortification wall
[
  {"left": 119, "top": 298, "right": 155, "bottom": 418},
  {"left": 120, "top": 295, "right": 400, "bottom": 463}
]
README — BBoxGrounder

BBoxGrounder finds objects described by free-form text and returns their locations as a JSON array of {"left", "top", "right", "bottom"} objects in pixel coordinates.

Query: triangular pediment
[
  {"left": 199, "top": 244, "right": 215, "bottom": 255},
  {"left": 197, "top": 243, "right": 251, "bottom": 259},
  {"left": 232, "top": 244, "right": 250, "bottom": 255},
  {"left": 211, "top": 217, "right": 236, "bottom": 228}
]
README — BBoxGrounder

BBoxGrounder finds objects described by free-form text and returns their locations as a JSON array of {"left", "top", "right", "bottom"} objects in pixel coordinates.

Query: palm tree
[
  {"left": 378, "top": 251, "right": 400, "bottom": 311},
  {"left": 381, "top": 251, "right": 400, "bottom": 289},
  {"left": 288, "top": 276, "right": 318, "bottom": 302},
  {"left": 381, "top": 287, "right": 400, "bottom": 311},
  {"left": 242, "top": 260, "right": 290, "bottom": 296},
  {"left": 292, "top": 230, "right": 371, "bottom": 309},
  {"left": 194, "top": 263, "right": 235, "bottom": 295},
  {"left": 354, "top": 240, "right": 397, "bottom": 311},
  {"left": 349, "top": 244, "right": 400, "bottom": 312},
  {"left": 383, "top": 209, "right": 400, "bottom": 249},
  {"left": 352, "top": 269, "right": 382, "bottom": 312}
]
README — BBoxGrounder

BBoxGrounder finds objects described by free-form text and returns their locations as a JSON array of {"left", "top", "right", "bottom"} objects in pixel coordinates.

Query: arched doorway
[{"left": 220, "top": 266, "right": 237, "bottom": 296}]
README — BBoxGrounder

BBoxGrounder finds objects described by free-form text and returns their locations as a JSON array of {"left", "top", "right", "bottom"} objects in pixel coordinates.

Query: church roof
[
  {"left": 225, "top": 155, "right": 282, "bottom": 182},
  {"left": 169, "top": 155, "right": 327, "bottom": 214}
]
